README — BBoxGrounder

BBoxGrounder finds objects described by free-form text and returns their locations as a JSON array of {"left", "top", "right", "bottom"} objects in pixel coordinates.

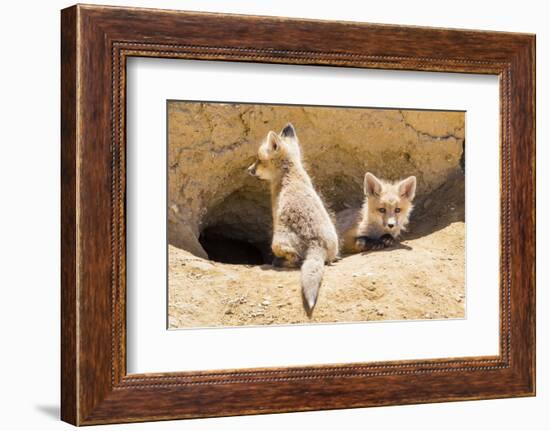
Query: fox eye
[
  {"left": 378, "top": 208, "right": 386, "bottom": 213},
  {"left": 395, "top": 208, "right": 401, "bottom": 213}
]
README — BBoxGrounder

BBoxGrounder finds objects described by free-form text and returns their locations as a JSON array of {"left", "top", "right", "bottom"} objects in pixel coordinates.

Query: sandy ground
[
  {"left": 168, "top": 172, "right": 465, "bottom": 329},
  {"left": 168, "top": 224, "right": 465, "bottom": 329}
]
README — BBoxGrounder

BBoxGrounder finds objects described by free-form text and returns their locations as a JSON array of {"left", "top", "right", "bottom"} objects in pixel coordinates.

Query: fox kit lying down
[
  {"left": 247, "top": 123, "right": 339, "bottom": 312},
  {"left": 336, "top": 172, "right": 416, "bottom": 254}
]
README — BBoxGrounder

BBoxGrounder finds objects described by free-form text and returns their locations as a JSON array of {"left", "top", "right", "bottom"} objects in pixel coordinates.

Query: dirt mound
[
  {"left": 168, "top": 173, "right": 465, "bottom": 328},
  {"left": 167, "top": 102, "right": 465, "bottom": 327}
]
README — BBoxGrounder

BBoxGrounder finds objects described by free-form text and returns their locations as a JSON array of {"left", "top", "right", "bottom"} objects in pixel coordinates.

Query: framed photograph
[{"left": 61, "top": 4, "right": 535, "bottom": 425}]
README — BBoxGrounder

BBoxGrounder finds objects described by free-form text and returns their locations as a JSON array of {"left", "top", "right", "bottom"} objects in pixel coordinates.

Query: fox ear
[
  {"left": 280, "top": 123, "right": 296, "bottom": 139},
  {"left": 267, "top": 131, "right": 282, "bottom": 153},
  {"left": 398, "top": 176, "right": 417, "bottom": 200},
  {"left": 364, "top": 172, "right": 382, "bottom": 197}
]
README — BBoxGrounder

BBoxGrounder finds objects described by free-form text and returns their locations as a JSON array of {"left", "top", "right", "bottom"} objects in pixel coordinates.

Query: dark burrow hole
[{"left": 199, "top": 226, "right": 273, "bottom": 265}]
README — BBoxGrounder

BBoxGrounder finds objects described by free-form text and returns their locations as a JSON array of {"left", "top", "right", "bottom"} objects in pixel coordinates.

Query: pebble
[{"left": 261, "top": 300, "right": 271, "bottom": 306}]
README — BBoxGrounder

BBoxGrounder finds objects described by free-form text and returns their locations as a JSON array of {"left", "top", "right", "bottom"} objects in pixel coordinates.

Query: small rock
[
  {"left": 189, "top": 260, "right": 214, "bottom": 271},
  {"left": 424, "top": 313, "right": 432, "bottom": 319},
  {"left": 225, "top": 309, "right": 234, "bottom": 315},
  {"left": 261, "top": 300, "right": 271, "bottom": 306},
  {"left": 277, "top": 284, "right": 284, "bottom": 288},
  {"left": 376, "top": 309, "right": 385, "bottom": 317}
]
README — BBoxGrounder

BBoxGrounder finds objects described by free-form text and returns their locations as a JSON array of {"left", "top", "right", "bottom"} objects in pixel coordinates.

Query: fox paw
[
  {"left": 380, "top": 234, "right": 395, "bottom": 247},
  {"left": 272, "top": 255, "right": 300, "bottom": 268},
  {"left": 272, "top": 256, "right": 286, "bottom": 267},
  {"left": 355, "top": 235, "right": 395, "bottom": 251},
  {"left": 355, "top": 236, "right": 384, "bottom": 251},
  {"left": 369, "top": 240, "right": 386, "bottom": 251}
]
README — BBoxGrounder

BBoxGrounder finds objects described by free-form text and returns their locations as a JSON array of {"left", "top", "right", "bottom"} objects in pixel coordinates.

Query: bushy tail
[{"left": 301, "top": 245, "right": 326, "bottom": 314}]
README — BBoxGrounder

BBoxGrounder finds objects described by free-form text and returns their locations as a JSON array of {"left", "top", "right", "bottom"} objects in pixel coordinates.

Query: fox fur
[
  {"left": 336, "top": 172, "right": 417, "bottom": 254},
  {"left": 247, "top": 123, "right": 339, "bottom": 313}
]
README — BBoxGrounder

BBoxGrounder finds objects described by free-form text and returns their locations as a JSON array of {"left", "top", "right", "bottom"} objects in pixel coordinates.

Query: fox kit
[
  {"left": 336, "top": 172, "right": 416, "bottom": 254},
  {"left": 247, "top": 123, "right": 339, "bottom": 312}
]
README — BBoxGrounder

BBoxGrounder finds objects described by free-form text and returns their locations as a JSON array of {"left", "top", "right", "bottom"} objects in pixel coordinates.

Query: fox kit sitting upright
[
  {"left": 247, "top": 123, "right": 339, "bottom": 313},
  {"left": 336, "top": 172, "right": 416, "bottom": 254}
]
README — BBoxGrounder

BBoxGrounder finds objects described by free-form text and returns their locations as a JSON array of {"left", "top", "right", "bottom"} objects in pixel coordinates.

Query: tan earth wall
[{"left": 167, "top": 101, "right": 465, "bottom": 258}]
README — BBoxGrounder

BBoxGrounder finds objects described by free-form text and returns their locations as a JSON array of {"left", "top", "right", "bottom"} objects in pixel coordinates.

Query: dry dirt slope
[
  {"left": 167, "top": 101, "right": 466, "bottom": 328},
  {"left": 168, "top": 221, "right": 464, "bottom": 329},
  {"left": 169, "top": 200, "right": 465, "bottom": 329},
  {"left": 169, "top": 170, "right": 466, "bottom": 329}
]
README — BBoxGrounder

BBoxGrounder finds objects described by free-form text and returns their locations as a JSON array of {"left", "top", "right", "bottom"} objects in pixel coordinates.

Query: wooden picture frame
[{"left": 61, "top": 4, "right": 535, "bottom": 425}]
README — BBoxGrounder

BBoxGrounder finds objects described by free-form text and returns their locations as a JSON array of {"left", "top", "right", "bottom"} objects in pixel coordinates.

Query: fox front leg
[
  {"left": 355, "top": 236, "right": 384, "bottom": 251},
  {"left": 379, "top": 234, "right": 395, "bottom": 247},
  {"left": 355, "top": 234, "right": 394, "bottom": 251},
  {"left": 272, "top": 232, "right": 301, "bottom": 268},
  {"left": 272, "top": 256, "right": 301, "bottom": 268}
]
